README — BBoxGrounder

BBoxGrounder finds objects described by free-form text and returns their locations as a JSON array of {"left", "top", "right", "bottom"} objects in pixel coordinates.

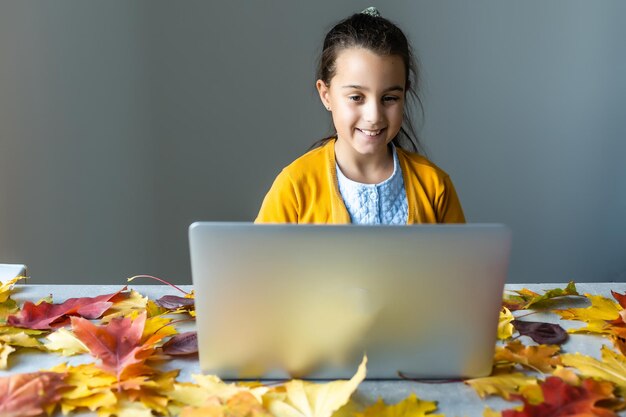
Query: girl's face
[{"left": 317, "top": 47, "right": 406, "bottom": 160}]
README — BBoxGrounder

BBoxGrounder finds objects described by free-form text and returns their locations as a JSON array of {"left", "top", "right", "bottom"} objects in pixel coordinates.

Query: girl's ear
[{"left": 316, "top": 79, "right": 332, "bottom": 110}]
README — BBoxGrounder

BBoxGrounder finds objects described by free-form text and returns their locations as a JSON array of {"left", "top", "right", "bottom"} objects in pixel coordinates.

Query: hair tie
[{"left": 360, "top": 7, "right": 381, "bottom": 17}]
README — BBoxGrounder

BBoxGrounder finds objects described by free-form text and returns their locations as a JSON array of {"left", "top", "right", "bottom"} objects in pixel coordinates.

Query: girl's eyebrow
[{"left": 341, "top": 84, "right": 404, "bottom": 92}]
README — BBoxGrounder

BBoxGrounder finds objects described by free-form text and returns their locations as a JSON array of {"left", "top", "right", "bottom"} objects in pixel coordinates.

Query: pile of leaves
[
  {"left": 0, "top": 275, "right": 625, "bottom": 417},
  {"left": 470, "top": 282, "right": 626, "bottom": 416}
]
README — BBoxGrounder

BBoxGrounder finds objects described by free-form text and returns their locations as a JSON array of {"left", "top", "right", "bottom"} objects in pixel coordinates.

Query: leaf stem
[
  {"left": 397, "top": 371, "right": 464, "bottom": 383},
  {"left": 127, "top": 275, "right": 190, "bottom": 295}
]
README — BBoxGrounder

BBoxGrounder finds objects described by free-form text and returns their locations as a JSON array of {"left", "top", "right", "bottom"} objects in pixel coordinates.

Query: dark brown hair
[{"left": 311, "top": 11, "right": 425, "bottom": 154}]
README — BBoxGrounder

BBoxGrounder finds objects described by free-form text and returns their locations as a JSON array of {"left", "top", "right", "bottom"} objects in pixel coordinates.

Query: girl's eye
[
  {"left": 383, "top": 96, "right": 400, "bottom": 103},
  {"left": 348, "top": 95, "right": 363, "bottom": 102}
]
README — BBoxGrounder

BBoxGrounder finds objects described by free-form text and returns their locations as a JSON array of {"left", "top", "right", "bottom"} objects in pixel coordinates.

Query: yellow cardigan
[{"left": 255, "top": 139, "right": 465, "bottom": 224}]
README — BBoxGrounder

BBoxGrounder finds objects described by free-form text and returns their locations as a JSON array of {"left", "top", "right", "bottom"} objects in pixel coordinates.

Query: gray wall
[{"left": 1, "top": 1, "right": 624, "bottom": 284}]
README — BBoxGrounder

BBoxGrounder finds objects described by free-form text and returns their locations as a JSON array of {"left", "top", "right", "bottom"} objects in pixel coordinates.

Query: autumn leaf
[
  {"left": 179, "top": 391, "right": 272, "bottom": 417},
  {"left": 264, "top": 355, "right": 367, "bottom": 417},
  {"left": 498, "top": 307, "right": 515, "bottom": 340},
  {"left": 7, "top": 286, "right": 128, "bottom": 330},
  {"left": 484, "top": 407, "right": 503, "bottom": 417},
  {"left": 555, "top": 294, "right": 621, "bottom": 335},
  {"left": 0, "top": 344, "right": 15, "bottom": 370},
  {"left": 49, "top": 362, "right": 118, "bottom": 414},
  {"left": 501, "top": 376, "right": 619, "bottom": 417},
  {"left": 551, "top": 365, "right": 583, "bottom": 386},
  {"left": 71, "top": 311, "right": 168, "bottom": 383},
  {"left": 119, "top": 369, "right": 179, "bottom": 416},
  {"left": 100, "top": 289, "right": 149, "bottom": 323},
  {"left": 561, "top": 345, "right": 626, "bottom": 396},
  {"left": 168, "top": 374, "right": 270, "bottom": 414},
  {"left": 162, "top": 331, "right": 198, "bottom": 356},
  {"left": 0, "top": 299, "right": 18, "bottom": 323},
  {"left": 354, "top": 393, "right": 443, "bottom": 417},
  {"left": 465, "top": 372, "right": 538, "bottom": 400},
  {"left": 0, "top": 371, "right": 68, "bottom": 417},
  {"left": 0, "top": 276, "right": 25, "bottom": 323},
  {"left": 44, "top": 328, "right": 89, "bottom": 356},
  {"left": 50, "top": 362, "right": 178, "bottom": 416},
  {"left": 0, "top": 275, "right": 26, "bottom": 303},
  {"left": 494, "top": 341, "right": 561, "bottom": 374},
  {"left": 141, "top": 314, "right": 178, "bottom": 342},
  {"left": 503, "top": 282, "right": 579, "bottom": 311},
  {"left": 612, "top": 336, "right": 626, "bottom": 356},
  {"left": 97, "top": 396, "right": 155, "bottom": 417},
  {"left": 512, "top": 320, "right": 568, "bottom": 345},
  {"left": 155, "top": 295, "right": 195, "bottom": 311},
  {"left": 0, "top": 331, "right": 44, "bottom": 369},
  {"left": 0, "top": 331, "right": 43, "bottom": 350},
  {"left": 610, "top": 290, "right": 626, "bottom": 308}
]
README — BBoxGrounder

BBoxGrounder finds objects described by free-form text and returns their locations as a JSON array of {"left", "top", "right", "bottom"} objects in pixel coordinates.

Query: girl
[{"left": 256, "top": 7, "right": 465, "bottom": 224}]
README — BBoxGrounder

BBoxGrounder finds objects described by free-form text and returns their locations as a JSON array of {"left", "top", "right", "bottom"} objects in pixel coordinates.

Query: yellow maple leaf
[
  {"left": 0, "top": 275, "right": 27, "bottom": 303},
  {"left": 498, "top": 307, "right": 514, "bottom": 340},
  {"left": 555, "top": 294, "right": 621, "bottom": 335},
  {"left": 494, "top": 341, "right": 561, "bottom": 373},
  {"left": 100, "top": 289, "right": 149, "bottom": 323},
  {"left": 49, "top": 362, "right": 178, "bottom": 416},
  {"left": 180, "top": 391, "right": 272, "bottom": 417},
  {"left": 0, "top": 331, "right": 43, "bottom": 349},
  {"left": 561, "top": 345, "right": 626, "bottom": 396},
  {"left": 168, "top": 374, "right": 270, "bottom": 416},
  {"left": 264, "top": 355, "right": 367, "bottom": 417},
  {"left": 465, "top": 372, "right": 538, "bottom": 399},
  {"left": 175, "top": 374, "right": 269, "bottom": 405},
  {"left": 146, "top": 299, "right": 166, "bottom": 317},
  {"left": 0, "top": 343, "right": 16, "bottom": 370},
  {"left": 97, "top": 395, "right": 155, "bottom": 417},
  {"left": 49, "top": 363, "right": 118, "bottom": 414},
  {"left": 354, "top": 393, "right": 443, "bottom": 417},
  {"left": 0, "top": 331, "right": 43, "bottom": 369},
  {"left": 123, "top": 369, "right": 179, "bottom": 416},
  {"left": 44, "top": 328, "right": 89, "bottom": 356}
]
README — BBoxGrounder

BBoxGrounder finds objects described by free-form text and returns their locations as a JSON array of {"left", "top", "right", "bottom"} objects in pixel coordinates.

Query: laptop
[{"left": 189, "top": 222, "right": 511, "bottom": 380}]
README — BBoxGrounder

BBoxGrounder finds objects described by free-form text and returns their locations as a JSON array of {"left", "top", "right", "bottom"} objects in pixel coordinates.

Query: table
[{"left": 2, "top": 283, "right": 625, "bottom": 416}]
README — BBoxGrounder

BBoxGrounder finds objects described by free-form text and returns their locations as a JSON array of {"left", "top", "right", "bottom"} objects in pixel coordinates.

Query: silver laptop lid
[{"left": 189, "top": 223, "right": 511, "bottom": 380}]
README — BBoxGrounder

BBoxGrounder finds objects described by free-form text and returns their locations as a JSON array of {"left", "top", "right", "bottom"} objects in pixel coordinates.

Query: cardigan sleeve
[
  {"left": 436, "top": 175, "right": 466, "bottom": 223},
  {"left": 255, "top": 169, "right": 300, "bottom": 223}
]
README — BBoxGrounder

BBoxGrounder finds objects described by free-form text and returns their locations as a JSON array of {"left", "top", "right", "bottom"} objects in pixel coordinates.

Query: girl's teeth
[{"left": 361, "top": 129, "right": 382, "bottom": 136}]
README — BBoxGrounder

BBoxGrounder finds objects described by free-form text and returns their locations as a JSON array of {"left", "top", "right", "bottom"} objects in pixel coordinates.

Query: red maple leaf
[
  {"left": 503, "top": 376, "right": 619, "bottom": 417},
  {"left": 611, "top": 291, "right": 626, "bottom": 309},
  {"left": 7, "top": 286, "right": 127, "bottom": 330},
  {"left": 71, "top": 311, "right": 167, "bottom": 384},
  {"left": 0, "top": 372, "right": 68, "bottom": 417}
]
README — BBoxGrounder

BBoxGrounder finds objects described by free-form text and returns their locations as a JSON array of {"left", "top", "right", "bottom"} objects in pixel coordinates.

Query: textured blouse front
[
  {"left": 254, "top": 138, "right": 466, "bottom": 224},
  {"left": 336, "top": 145, "right": 408, "bottom": 224}
]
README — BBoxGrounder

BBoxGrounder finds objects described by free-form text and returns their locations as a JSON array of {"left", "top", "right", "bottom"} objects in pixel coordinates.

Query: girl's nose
[{"left": 363, "top": 101, "right": 384, "bottom": 124}]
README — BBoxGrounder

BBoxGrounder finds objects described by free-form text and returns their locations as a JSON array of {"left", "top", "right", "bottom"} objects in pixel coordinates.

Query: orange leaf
[
  {"left": 0, "top": 371, "right": 68, "bottom": 417},
  {"left": 494, "top": 341, "right": 562, "bottom": 373},
  {"left": 502, "top": 376, "right": 619, "bottom": 417},
  {"left": 71, "top": 311, "right": 167, "bottom": 383}
]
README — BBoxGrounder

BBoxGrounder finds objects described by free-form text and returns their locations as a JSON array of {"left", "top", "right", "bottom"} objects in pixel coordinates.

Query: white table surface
[{"left": 2, "top": 282, "right": 625, "bottom": 416}]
